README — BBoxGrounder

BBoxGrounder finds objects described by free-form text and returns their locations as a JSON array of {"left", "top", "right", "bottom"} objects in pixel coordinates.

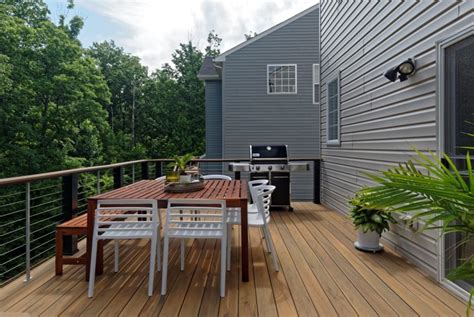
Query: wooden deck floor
[{"left": 1, "top": 202, "right": 469, "bottom": 316}]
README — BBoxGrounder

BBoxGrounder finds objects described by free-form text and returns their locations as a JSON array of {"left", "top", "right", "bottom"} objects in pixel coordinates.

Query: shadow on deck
[{"left": 0, "top": 202, "right": 467, "bottom": 316}]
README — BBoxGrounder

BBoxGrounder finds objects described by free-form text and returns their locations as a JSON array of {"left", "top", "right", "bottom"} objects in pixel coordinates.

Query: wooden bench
[
  {"left": 55, "top": 211, "right": 132, "bottom": 275},
  {"left": 55, "top": 213, "right": 89, "bottom": 275}
]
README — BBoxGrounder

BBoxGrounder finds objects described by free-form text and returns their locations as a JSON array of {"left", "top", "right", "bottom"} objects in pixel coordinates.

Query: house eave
[{"left": 197, "top": 74, "right": 221, "bottom": 81}]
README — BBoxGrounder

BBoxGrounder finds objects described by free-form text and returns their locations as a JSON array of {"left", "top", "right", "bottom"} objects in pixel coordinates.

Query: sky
[{"left": 45, "top": 0, "right": 318, "bottom": 71}]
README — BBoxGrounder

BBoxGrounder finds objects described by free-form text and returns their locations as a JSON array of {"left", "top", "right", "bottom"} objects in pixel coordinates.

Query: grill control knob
[
  {"left": 268, "top": 166, "right": 273, "bottom": 171},
  {"left": 256, "top": 166, "right": 260, "bottom": 171},
  {"left": 280, "top": 165, "right": 286, "bottom": 170}
]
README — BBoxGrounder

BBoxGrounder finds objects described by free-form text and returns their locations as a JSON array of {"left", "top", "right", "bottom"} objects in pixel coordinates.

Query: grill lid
[{"left": 249, "top": 145, "right": 288, "bottom": 163}]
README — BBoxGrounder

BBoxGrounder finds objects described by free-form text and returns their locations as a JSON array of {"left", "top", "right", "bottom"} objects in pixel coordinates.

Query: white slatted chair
[
  {"left": 202, "top": 174, "right": 232, "bottom": 180},
  {"left": 226, "top": 179, "right": 269, "bottom": 224},
  {"left": 248, "top": 179, "right": 269, "bottom": 213},
  {"left": 226, "top": 185, "right": 279, "bottom": 272},
  {"left": 196, "top": 175, "right": 231, "bottom": 220},
  {"left": 161, "top": 199, "right": 227, "bottom": 297},
  {"left": 88, "top": 199, "right": 161, "bottom": 297}
]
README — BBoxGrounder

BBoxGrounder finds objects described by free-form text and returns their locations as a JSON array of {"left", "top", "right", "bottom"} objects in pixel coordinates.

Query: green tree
[
  {"left": 0, "top": 0, "right": 111, "bottom": 176},
  {"left": 1, "top": 0, "right": 50, "bottom": 26},
  {"left": 153, "top": 42, "right": 206, "bottom": 157},
  {"left": 88, "top": 40, "right": 148, "bottom": 160},
  {"left": 0, "top": 54, "right": 12, "bottom": 95},
  {"left": 205, "top": 30, "right": 222, "bottom": 57}
]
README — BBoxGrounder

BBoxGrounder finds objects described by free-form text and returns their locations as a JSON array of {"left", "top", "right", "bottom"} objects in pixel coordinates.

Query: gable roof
[{"left": 214, "top": 3, "right": 319, "bottom": 62}]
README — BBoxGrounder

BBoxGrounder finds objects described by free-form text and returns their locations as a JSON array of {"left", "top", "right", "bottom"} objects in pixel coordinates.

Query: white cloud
[{"left": 77, "top": 0, "right": 317, "bottom": 71}]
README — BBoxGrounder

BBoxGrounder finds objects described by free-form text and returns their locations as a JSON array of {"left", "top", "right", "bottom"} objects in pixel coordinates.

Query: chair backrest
[
  {"left": 202, "top": 174, "right": 232, "bottom": 181},
  {"left": 155, "top": 176, "right": 166, "bottom": 181},
  {"left": 95, "top": 199, "right": 159, "bottom": 235},
  {"left": 255, "top": 185, "right": 276, "bottom": 221},
  {"left": 165, "top": 199, "right": 226, "bottom": 238},
  {"left": 248, "top": 179, "right": 269, "bottom": 203}
]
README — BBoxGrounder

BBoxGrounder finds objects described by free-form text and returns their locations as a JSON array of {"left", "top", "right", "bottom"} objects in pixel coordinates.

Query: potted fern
[{"left": 350, "top": 194, "right": 394, "bottom": 252}]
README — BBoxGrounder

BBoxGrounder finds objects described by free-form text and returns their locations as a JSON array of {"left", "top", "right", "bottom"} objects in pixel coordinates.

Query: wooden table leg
[
  {"left": 55, "top": 230, "right": 63, "bottom": 275},
  {"left": 240, "top": 198, "right": 249, "bottom": 282},
  {"left": 86, "top": 199, "right": 102, "bottom": 280}
]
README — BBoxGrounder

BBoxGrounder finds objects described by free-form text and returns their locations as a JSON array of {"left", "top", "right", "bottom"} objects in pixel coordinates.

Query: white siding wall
[{"left": 320, "top": 0, "right": 473, "bottom": 278}]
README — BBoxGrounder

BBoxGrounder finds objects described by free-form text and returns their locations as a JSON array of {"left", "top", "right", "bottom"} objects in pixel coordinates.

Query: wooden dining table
[{"left": 85, "top": 179, "right": 250, "bottom": 282}]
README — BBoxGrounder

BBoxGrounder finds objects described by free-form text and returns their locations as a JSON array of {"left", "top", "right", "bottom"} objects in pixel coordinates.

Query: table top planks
[{"left": 89, "top": 179, "right": 247, "bottom": 207}]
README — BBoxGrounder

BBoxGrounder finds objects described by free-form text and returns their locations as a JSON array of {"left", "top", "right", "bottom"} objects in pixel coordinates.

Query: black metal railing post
[
  {"left": 313, "top": 159, "right": 321, "bottom": 204},
  {"left": 155, "top": 161, "right": 162, "bottom": 179},
  {"left": 141, "top": 162, "right": 149, "bottom": 180},
  {"left": 113, "top": 167, "right": 123, "bottom": 189},
  {"left": 62, "top": 173, "right": 79, "bottom": 255}
]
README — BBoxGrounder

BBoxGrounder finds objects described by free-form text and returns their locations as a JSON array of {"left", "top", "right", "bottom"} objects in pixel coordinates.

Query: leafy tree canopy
[
  {"left": 0, "top": 0, "right": 111, "bottom": 176},
  {"left": 0, "top": 0, "right": 222, "bottom": 177}
]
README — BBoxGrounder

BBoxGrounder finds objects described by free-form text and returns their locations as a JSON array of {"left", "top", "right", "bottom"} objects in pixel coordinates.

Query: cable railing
[{"left": 0, "top": 157, "right": 321, "bottom": 286}]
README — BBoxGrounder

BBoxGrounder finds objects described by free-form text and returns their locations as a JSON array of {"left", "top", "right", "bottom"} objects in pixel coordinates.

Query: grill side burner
[{"left": 229, "top": 144, "right": 309, "bottom": 211}]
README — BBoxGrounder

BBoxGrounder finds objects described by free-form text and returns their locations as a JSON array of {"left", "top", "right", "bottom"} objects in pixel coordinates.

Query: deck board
[{"left": 1, "top": 202, "right": 469, "bottom": 317}]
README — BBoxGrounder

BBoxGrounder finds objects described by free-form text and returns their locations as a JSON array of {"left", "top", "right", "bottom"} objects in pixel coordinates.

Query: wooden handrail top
[
  {"left": 0, "top": 159, "right": 149, "bottom": 187},
  {"left": 0, "top": 157, "right": 321, "bottom": 186}
]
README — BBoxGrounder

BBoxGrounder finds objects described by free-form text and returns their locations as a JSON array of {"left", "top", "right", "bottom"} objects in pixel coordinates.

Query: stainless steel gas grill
[{"left": 229, "top": 145, "right": 309, "bottom": 211}]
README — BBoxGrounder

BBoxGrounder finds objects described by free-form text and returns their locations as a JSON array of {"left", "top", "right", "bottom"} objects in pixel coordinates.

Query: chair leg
[
  {"left": 157, "top": 231, "right": 161, "bottom": 272},
  {"left": 180, "top": 239, "right": 185, "bottom": 271},
  {"left": 161, "top": 235, "right": 170, "bottom": 296},
  {"left": 55, "top": 230, "right": 63, "bottom": 275},
  {"left": 226, "top": 224, "right": 231, "bottom": 271},
  {"left": 88, "top": 234, "right": 99, "bottom": 297},
  {"left": 220, "top": 237, "right": 226, "bottom": 297},
  {"left": 114, "top": 240, "right": 120, "bottom": 273},
  {"left": 261, "top": 226, "right": 270, "bottom": 252},
  {"left": 263, "top": 225, "right": 279, "bottom": 272},
  {"left": 148, "top": 234, "right": 158, "bottom": 296}
]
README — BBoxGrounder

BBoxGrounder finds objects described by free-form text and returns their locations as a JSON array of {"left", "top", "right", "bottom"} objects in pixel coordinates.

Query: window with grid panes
[{"left": 267, "top": 64, "right": 297, "bottom": 94}]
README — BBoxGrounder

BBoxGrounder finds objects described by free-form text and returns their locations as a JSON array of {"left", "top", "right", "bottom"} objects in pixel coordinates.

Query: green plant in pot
[
  {"left": 350, "top": 193, "right": 395, "bottom": 252},
  {"left": 360, "top": 150, "right": 474, "bottom": 315},
  {"left": 168, "top": 153, "right": 194, "bottom": 183}
]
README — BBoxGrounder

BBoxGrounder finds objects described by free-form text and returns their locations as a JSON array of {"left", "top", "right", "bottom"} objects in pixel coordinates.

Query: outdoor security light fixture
[{"left": 384, "top": 58, "right": 416, "bottom": 82}]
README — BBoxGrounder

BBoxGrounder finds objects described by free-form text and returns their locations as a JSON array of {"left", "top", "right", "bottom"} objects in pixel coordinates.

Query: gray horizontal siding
[
  {"left": 320, "top": 0, "right": 472, "bottom": 278},
  {"left": 222, "top": 8, "right": 320, "bottom": 200}
]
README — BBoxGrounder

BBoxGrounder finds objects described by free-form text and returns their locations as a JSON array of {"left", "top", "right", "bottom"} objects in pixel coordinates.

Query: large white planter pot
[
  {"left": 179, "top": 174, "right": 192, "bottom": 183},
  {"left": 354, "top": 229, "right": 384, "bottom": 253}
]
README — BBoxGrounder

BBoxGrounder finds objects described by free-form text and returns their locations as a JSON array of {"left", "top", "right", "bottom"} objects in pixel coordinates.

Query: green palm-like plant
[
  {"left": 360, "top": 150, "right": 474, "bottom": 315},
  {"left": 168, "top": 153, "right": 195, "bottom": 175}
]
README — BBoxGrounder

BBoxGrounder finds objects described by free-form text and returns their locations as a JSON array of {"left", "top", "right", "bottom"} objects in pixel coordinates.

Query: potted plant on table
[
  {"left": 350, "top": 193, "right": 395, "bottom": 252},
  {"left": 168, "top": 153, "right": 195, "bottom": 183}
]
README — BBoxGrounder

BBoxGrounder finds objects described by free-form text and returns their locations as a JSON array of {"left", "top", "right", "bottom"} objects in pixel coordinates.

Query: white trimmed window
[
  {"left": 313, "top": 64, "right": 320, "bottom": 104},
  {"left": 267, "top": 64, "right": 297, "bottom": 94},
  {"left": 326, "top": 72, "right": 340, "bottom": 145}
]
